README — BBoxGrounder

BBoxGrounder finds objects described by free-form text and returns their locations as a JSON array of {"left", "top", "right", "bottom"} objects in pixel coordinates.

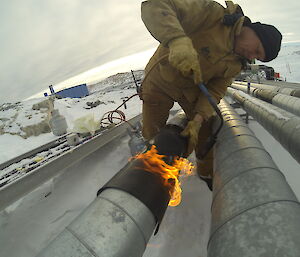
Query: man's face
[{"left": 234, "top": 27, "right": 266, "bottom": 61}]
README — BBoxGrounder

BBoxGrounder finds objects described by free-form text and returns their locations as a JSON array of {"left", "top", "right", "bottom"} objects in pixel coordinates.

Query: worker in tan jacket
[{"left": 141, "top": 0, "right": 282, "bottom": 190}]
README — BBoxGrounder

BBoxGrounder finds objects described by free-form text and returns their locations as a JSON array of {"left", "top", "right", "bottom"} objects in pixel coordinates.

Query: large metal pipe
[
  {"left": 233, "top": 81, "right": 300, "bottom": 98},
  {"left": 230, "top": 84, "right": 300, "bottom": 117},
  {"left": 272, "top": 93, "right": 300, "bottom": 116},
  {"left": 292, "top": 89, "right": 300, "bottom": 98},
  {"left": 38, "top": 188, "right": 157, "bottom": 257},
  {"left": 227, "top": 87, "right": 300, "bottom": 164},
  {"left": 233, "top": 81, "right": 280, "bottom": 92},
  {"left": 37, "top": 112, "right": 188, "bottom": 257},
  {"left": 208, "top": 99, "right": 300, "bottom": 257},
  {"left": 230, "top": 83, "right": 258, "bottom": 95}
]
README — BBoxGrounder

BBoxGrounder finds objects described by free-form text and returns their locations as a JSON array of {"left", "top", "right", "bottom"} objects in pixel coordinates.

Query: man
[{"left": 140, "top": 0, "right": 282, "bottom": 190}]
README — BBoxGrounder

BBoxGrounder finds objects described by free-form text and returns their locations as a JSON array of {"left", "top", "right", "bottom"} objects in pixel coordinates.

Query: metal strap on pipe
[
  {"left": 227, "top": 87, "right": 300, "bottom": 164},
  {"left": 208, "top": 99, "right": 300, "bottom": 257}
]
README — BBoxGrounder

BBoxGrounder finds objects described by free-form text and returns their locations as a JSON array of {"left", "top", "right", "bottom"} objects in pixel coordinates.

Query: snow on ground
[
  {"left": 0, "top": 133, "right": 57, "bottom": 164},
  {"left": 0, "top": 98, "right": 51, "bottom": 138},
  {"left": 0, "top": 71, "right": 143, "bottom": 164},
  {"left": 57, "top": 70, "right": 144, "bottom": 131}
]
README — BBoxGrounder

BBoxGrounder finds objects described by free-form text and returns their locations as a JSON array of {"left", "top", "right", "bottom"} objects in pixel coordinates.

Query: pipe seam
[
  {"left": 218, "top": 132, "right": 256, "bottom": 140},
  {"left": 66, "top": 227, "right": 99, "bottom": 257},
  {"left": 208, "top": 199, "right": 300, "bottom": 248},
  {"left": 215, "top": 132, "right": 260, "bottom": 144},
  {"left": 212, "top": 166, "right": 285, "bottom": 205},
  {"left": 228, "top": 88, "right": 300, "bottom": 163},
  {"left": 216, "top": 145, "right": 272, "bottom": 167},
  {"left": 218, "top": 124, "right": 249, "bottom": 134},
  {"left": 98, "top": 195, "right": 148, "bottom": 246}
]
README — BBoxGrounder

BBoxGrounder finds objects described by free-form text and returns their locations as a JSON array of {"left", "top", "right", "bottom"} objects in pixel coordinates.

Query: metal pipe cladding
[{"left": 37, "top": 111, "right": 188, "bottom": 257}]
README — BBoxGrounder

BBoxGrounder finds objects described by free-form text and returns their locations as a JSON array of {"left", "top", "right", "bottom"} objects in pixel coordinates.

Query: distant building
[{"left": 46, "top": 84, "right": 89, "bottom": 98}]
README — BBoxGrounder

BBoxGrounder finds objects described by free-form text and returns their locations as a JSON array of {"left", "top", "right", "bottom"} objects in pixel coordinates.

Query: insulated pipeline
[
  {"left": 37, "top": 112, "right": 188, "bottom": 257},
  {"left": 230, "top": 83, "right": 300, "bottom": 117},
  {"left": 208, "top": 99, "right": 300, "bottom": 257},
  {"left": 227, "top": 87, "right": 300, "bottom": 164},
  {"left": 272, "top": 93, "right": 300, "bottom": 117},
  {"left": 232, "top": 81, "right": 300, "bottom": 98},
  {"left": 233, "top": 81, "right": 280, "bottom": 92},
  {"left": 38, "top": 188, "right": 157, "bottom": 257},
  {"left": 230, "top": 83, "right": 258, "bottom": 95}
]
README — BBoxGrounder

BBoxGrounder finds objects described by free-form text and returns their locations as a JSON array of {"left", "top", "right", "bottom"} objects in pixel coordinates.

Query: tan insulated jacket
[{"left": 141, "top": 0, "right": 247, "bottom": 119}]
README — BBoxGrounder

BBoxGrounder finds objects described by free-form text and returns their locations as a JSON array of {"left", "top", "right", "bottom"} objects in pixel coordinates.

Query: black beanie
[{"left": 245, "top": 22, "right": 282, "bottom": 62}]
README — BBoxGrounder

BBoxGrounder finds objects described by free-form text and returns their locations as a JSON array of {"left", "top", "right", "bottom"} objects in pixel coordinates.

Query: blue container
[{"left": 56, "top": 84, "right": 89, "bottom": 98}]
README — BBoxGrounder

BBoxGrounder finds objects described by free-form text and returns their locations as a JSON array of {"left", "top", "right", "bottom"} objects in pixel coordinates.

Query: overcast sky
[{"left": 1, "top": 0, "right": 299, "bottom": 103}]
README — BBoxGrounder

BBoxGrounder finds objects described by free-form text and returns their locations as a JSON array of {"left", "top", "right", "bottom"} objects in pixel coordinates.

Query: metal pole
[
  {"left": 208, "top": 99, "right": 300, "bottom": 257},
  {"left": 131, "top": 70, "right": 142, "bottom": 97},
  {"left": 49, "top": 85, "right": 55, "bottom": 94},
  {"left": 121, "top": 97, "right": 128, "bottom": 109},
  {"left": 245, "top": 82, "right": 250, "bottom": 124}
]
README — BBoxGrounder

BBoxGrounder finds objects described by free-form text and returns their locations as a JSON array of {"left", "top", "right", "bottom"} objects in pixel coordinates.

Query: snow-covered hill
[{"left": 0, "top": 71, "right": 144, "bottom": 164}]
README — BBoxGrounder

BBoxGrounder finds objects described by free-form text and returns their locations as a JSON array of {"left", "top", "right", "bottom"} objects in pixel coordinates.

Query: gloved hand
[
  {"left": 181, "top": 115, "right": 203, "bottom": 156},
  {"left": 168, "top": 37, "right": 202, "bottom": 84}
]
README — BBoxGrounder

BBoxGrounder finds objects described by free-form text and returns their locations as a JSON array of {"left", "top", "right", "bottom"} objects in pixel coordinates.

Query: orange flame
[{"left": 133, "top": 145, "right": 194, "bottom": 206}]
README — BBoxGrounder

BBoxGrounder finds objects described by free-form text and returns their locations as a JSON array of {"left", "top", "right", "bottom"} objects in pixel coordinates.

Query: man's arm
[
  {"left": 141, "top": 0, "right": 217, "bottom": 46},
  {"left": 194, "top": 77, "right": 233, "bottom": 120}
]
